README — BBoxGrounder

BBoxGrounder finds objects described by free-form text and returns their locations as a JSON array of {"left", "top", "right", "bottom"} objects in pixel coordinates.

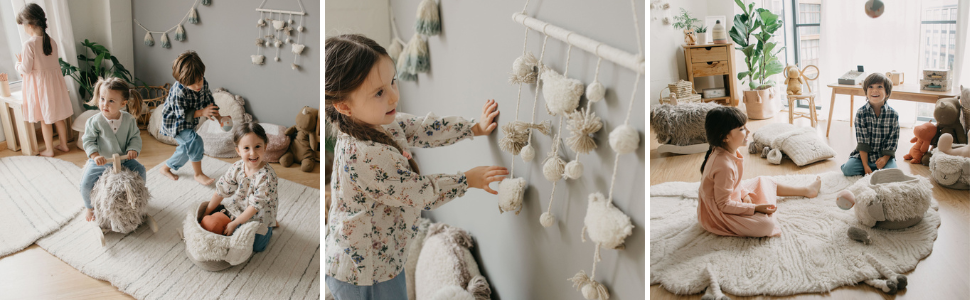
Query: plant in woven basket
[
  {"left": 730, "top": 0, "right": 785, "bottom": 90},
  {"left": 59, "top": 39, "right": 147, "bottom": 110}
]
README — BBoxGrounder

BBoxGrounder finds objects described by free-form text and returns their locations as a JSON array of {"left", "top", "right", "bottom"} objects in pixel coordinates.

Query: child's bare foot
[
  {"left": 56, "top": 144, "right": 69, "bottom": 152},
  {"left": 806, "top": 176, "right": 822, "bottom": 198},
  {"left": 85, "top": 209, "right": 95, "bottom": 222},
  {"left": 195, "top": 174, "right": 215, "bottom": 185},
  {"left": 160, "top": 166, "right": 179, "bottom": 180},
  {"left": 39, "top": 149, "right": 54, "bottom": 157}
]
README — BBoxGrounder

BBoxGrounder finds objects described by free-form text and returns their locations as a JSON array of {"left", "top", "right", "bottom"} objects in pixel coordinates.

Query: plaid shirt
[
  {"left": 159, "top": 79, "right": 214, "bottom": 137},
  {"left": 850, "top": 102, "right": 899, "bottom": 165}
]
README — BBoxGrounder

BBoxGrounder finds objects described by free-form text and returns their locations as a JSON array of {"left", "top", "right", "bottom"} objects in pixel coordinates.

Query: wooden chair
[
  {"left": 137, "top": 83, "right": 170, "bottom": 129},
  {"left": 786, "top": 65, "right": 820, "bottom": 127}
]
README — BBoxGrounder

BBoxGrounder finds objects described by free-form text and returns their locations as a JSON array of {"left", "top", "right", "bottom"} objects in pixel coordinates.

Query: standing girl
[
  {"left": 16, "top": 3, "right": 74, "bottom": 157},
  {"left": 325, "top": 34, "right": 506, "bottom": 298},
  {"left": 697, "top": 107, "right": 821, "bottom": 237}
]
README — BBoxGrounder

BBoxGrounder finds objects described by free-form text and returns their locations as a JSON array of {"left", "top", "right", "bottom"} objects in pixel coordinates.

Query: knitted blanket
[{"left": 650, "top": 172, "right": 940, "bottom": 296}]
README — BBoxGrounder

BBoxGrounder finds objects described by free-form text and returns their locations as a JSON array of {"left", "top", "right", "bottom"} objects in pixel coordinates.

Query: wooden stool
[
  {"left": 786, "top": 65, "right": 820, "bottom": 127},
  {"left": 0, "top": 91, "right": 74, "bottom": 156}
]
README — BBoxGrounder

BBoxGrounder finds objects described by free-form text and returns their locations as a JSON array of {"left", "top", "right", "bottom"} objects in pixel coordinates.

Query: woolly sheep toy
[
  {"left": 650, "top": 102, "right": 722, "bottom": 146},
  {"left": 91, "top": 154, "right": 156, "bottom": 247},
  {"left": 182, "top": 201, "right": 266, "bottom": 271},
  {"left": 929, "top": 147, "right": 970, "bottom": 189},
  {"left": 414, "top": 223, "right": 491, "bottom": 300},
  {"left": 938, "top": 131, "right": 970, "bottom": 158},
  {"left": 836, "top": 168, "right": 932, "bottom": 237},
  {"left": 541, "top": 67, "right": 583, "bottom": 116}
]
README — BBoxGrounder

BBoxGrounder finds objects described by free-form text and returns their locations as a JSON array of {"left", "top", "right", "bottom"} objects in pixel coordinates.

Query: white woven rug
[
  {"left": 0, "top": 157, "right": 82, "bottom": 258},
  {"left": 650, "top": 171, "right": 940, "bottom": 296},
  {"left": 36, "top": 157, "right": 320, "bottom": 300}
]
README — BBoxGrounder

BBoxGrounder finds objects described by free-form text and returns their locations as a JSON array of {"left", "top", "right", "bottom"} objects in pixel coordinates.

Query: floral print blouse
[
  {"left": 216, "top": 160, "right": 279, "bottom": 226},
  {"left": 326, "top": 112, "right": 475, "bottom": 286}
]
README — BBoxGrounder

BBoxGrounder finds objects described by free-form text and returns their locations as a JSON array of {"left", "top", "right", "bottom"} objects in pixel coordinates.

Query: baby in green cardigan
[{"left": 79, "top": 77, "right": 147, "bottom": 222}]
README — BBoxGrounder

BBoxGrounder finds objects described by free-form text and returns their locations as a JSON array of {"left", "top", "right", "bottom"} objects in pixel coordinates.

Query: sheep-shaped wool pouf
[
  {"left": 182, "top": 201, "right": 266, "bottom": 271},
  {"left": 570, "top": 192, "right": 634, "bottom": 300},
  {"left": 91, "top": 154, "right": 155, "bottom": 246},
  {"left": 928, "top": 145, "right": 970, "bottom": 190}
]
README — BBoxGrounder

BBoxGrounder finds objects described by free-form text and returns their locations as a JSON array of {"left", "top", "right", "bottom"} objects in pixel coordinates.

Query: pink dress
[
  {"left": 16, "top": 36, "right": 73, "bottom": 124},
  {"left": 697, "top": 147, "right": 781, "bottom": 237}
]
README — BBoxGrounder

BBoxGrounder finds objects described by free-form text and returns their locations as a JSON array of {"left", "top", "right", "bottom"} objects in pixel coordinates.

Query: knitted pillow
[
  {"left": 197, "top": 119, "right": 236, "bottom": 158},
  {"left": 749, "top": 123, "right": 836, "bottom": 166},
  {"left": 415, "top": 223, "right": 491, "bottom": 300},
  {"left": 650, "top": 102, "right": 722, "bottom": 146},
  {"left": 928, "top": 147, "right": 970, "bottom": 190},
  {"left": 260, "top": 123, "right": 290, "bottom": 163}
]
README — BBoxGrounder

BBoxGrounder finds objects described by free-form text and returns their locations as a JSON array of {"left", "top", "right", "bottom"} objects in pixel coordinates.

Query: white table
[{"left": 0, "top": 91, "right": 73, "bottom": 156}]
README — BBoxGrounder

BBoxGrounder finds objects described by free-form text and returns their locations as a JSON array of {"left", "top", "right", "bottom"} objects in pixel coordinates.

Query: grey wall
[
  {"left": 388, "top": 1, "right": 645, "bottom": 299},
  {"left": 131, "top": 0, "right": 319, "bottom": 126}
]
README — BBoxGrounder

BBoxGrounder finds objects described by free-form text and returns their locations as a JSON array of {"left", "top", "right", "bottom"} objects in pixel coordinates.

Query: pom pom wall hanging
[
  {"left": 252, "top": 0, "right": 308, "bottom": 70},
  {"left": 189, "top": 7, "right": 200, "bottom": 24},
  {"left": 415, "top": 0, "right": 441, "bottom": 36},
  {"left": 160, "top": 32, "right": 171, "bottom": 48},
  {"left": 175, "top": 24, "right": 186, "bottom": 42},
  {"left": 136, "top": 0, "right": 207, "bottom": 48},
  {"left": 387, "top": 0, "right": 443, "bottom": 81}
]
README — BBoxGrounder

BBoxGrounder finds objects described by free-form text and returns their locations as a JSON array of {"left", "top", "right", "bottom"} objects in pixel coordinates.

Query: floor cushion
[{"left": 749, "top": 123, "right": 836, "bottom": 166}]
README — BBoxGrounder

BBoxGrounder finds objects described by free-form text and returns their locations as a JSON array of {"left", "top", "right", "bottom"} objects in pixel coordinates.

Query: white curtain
[
  {"left": 11, "top": 0, "right": 81, "bottom": 118},
  {"left": 955, "top": 0, "right": 969, "bottom": 87}
]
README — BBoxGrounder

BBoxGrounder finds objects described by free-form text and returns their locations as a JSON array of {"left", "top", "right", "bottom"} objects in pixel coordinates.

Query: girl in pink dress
[
  {"left": 16, "top": 4, "right": 74, "bottom": 157},
  {"left": 697, "top": 107, "right": 822, "bottom": 237}
]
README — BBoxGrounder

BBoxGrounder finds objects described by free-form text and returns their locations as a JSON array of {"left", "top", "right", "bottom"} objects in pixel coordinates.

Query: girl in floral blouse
[
  {"left": 325, "top": 34, "right": 507, "bottom": 297},
  {"left": 202, "top": 122, "right": 278, "bottom": 252}
]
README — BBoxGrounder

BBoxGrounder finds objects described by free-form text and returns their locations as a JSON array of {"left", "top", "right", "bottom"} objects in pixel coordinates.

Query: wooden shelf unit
[{"left": 683, "top": 43, "right": 740, "bottom": 106}]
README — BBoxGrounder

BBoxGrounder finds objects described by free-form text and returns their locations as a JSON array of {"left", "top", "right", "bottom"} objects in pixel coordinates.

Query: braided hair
[{"left": 16, "top": 3, "right": 52, "bottom": 56}]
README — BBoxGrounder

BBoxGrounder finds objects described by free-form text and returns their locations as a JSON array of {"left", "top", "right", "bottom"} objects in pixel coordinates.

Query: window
[
  {"left": 917, "top": 1, "right": 958, "bottom": 122},
  {"left": 0, "top": 0, "right": 23, "bottom": 84},
  {"left": 791, "top": 0, "right": 822, "bottom": 110}
]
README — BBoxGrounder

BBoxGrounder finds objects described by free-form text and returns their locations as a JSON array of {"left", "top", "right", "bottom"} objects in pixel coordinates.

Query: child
[
  {"left": 16, "top": 4, "right": 73, "bottom": 157},
  {"left": 80, "top": 77, "right": 146, "bottom": 222},
  {"left": 841, "top": 73, "right": 899, "bottom": 176},
  {"left": 324, "top": 34, "right": 506, "bottom": 295},
  {"left": 158, "top": 50, "right": 221, "bottom": 185},
  {"left": 697, "top": 107, "right": 821, "bottom": 237},
  {"left": 201, "top": 122, "right": 277, "bottom": 252}
]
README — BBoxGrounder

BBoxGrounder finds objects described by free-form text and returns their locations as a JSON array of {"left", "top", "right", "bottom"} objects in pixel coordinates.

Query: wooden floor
[
  {"left": 0, "top": 130, "right": 320, "bottom": 299},
  {"left": 650, "top": 113, "right": 970, "bottom": 299}
]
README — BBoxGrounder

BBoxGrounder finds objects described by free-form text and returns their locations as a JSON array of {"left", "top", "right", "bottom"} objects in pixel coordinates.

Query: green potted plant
[
  {"left": 60, "top": 39, "right": 146, "bottom": 110},
  {"left": 730, "top": 0, "right": 784, "bottom": 119},
  {"left": 673, "top": 8, "right": 700, "bottom": 45},
  {"left": 695, "top": 25, "right": 708, "bottom": 45}
]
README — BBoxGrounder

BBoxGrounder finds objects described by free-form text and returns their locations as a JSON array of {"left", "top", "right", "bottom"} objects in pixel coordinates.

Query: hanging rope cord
[
  {"left": 607, "top": 0, "right": 645, "bottom": 204},
  {"left": 543, "top": 32, "right": 574, "bottom": 215},
  {"left": 509, "top": 24, "right": 531, "bottom": 176},
  {"left": 134, "top": 0, "right": 201, "bottom": 34}
]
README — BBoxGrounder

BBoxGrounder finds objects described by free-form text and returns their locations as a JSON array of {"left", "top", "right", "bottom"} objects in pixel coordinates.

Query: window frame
[
  {"left": 790, "top": 0, "right": 821, "bottom": 110},
  {"left": 916, "top": 4, "right": 958, "bottom": 122}
]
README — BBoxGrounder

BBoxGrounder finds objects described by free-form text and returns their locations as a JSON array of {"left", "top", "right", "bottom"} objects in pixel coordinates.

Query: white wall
[
  {"left": 69, "top": 0, "right": 134, "bottom": 75},
  {"left": 324, "top": 0, "right": 390, "bottom": 48}
]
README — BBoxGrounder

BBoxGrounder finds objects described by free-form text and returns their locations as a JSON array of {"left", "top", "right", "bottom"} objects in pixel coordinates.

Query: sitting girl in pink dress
[{"left": 697, "top": 107, "right": 821, "bottom": 237}]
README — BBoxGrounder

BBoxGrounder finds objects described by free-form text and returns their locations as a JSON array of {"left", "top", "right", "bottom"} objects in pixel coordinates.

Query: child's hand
[
  {"left": 202, "top": 104, "right": 220, "bottom": 118},
  {"left": 755, "top": 204, "right": 776, "bottom": 214},
  {"left": 85, "top": 208, "right": 95, "bottom": 222},
  {"left": 464, "top": 166, "right": 508, "bottom": 195},
  {"left": 864, "top": 165, "right": 873, "bottom": 175},
  {"left": 471, "top": 99, "right": 499, "bottom": 136},
  {"left": 15, "top": 53, "right": 21, "bottom": 62},
  {"left": 224, "top": 220, "right": 240, "bottom": 236},
  {"left": 127, "top": 150, "right": 138, "bottom": 160},
  {"left": 93, "top": 155, "right": 106, "bottom": 166},
  {"left": 875, "top": 156, "right": 889, "bottom": 169}
]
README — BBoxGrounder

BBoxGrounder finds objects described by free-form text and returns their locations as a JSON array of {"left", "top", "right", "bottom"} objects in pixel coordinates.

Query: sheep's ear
[{"left": 867, "top": 201, "right": 887, "bottom": 222}]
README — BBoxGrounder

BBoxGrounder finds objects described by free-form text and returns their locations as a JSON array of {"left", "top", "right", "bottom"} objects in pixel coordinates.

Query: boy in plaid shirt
[
  {"left": 159, "top": 51, "right": 222, "bottom": 185},
  {"left": 841, "top": 73, "right": 900, "bottom": 176}
]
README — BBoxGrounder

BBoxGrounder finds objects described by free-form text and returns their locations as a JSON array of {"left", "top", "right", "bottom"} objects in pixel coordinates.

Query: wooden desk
[
  {"left": 825, "top": 83, "right": 958, "bottom": 137},
  {"left": 0, "top": 91, "right": 73, "bottom": 156}
]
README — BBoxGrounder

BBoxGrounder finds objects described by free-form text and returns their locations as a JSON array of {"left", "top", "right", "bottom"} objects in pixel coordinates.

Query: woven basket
[
  {"left": 669, "top": 80, "right": 695, "bottom": 98},
  {"left": 659, "top": 84, "right": 703, "bottom": 105}
]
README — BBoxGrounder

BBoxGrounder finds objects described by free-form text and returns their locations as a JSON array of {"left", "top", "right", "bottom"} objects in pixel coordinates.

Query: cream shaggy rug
[
  {"left": 36, "top": 157, "right": 320, "bottom": 300},
  {"left": 650, "top": 171, "right": 940, "bottom": 296},
  {"left": 0, "top": 157, "right": 82, "bottom": 258}
]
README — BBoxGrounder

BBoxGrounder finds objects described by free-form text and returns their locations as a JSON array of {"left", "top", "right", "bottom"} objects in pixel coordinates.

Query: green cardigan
[{"left": 82, "top": 111, "right": 142, "bottom": 159}]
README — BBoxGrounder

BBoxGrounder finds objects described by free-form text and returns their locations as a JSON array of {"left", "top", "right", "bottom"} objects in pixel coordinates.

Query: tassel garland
[
  {"left": 189, "top": 8, "right": 199, "bottom": 24},
  {"left": 143, "top": 32, "right": 154, "bottom": 46},
  {"left": 175, "top": 24, "right": 186, "bottom": 42},
  {"left": 414, "top": 0, "right": 441, "bottom": 36}
]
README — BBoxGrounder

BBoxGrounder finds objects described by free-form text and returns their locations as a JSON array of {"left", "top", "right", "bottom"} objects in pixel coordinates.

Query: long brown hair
[
  {"left": 16, "top": 3, "right": 52, "bottom": 56},
  {"left": 325, "top": 34, "right": 419, "bottom": 174},
  {"left": 700, "top": 106, "right": 747, "bottom": 174},
  {"left": 87, "top": 77, "right": 143, "bottom": 116}
]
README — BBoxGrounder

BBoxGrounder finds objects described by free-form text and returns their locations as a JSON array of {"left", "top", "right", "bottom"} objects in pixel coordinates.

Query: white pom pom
[
  {"left": 609, "top": 125, "right": 639, "bottom": 154},
  {"left": 543, "top": 156, "right": 565, "bottom": 182},
  {"left": 498, "top": 177, "right": 526, "bottom": 214},
  {"left": 582, "top": 284, "right": 599, "bottom": 299},
  {"left": 540, "top": 212, "right": 555, "bottom": 227},
  {"left": 565, "top": 160, "right": 583, "bottom": 179},
  {"left": 520, "top": 144, "right": 535, "bottom": 162},
  {"left": 512, "top": 56, "right": 531, "bottom": 77},
  {"left": 586, "top": 81, "right": 605, "bottom": 103}
]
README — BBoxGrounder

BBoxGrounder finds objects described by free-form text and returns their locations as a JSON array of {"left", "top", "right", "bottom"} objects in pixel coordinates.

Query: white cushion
[
  {"left": 750, "top": 123, "right": 836, "bottom": 166},
  {"left": 415, "top": 223, "right": 490, "bottom": 300},
  {"left": 197, "top": 120, "right": 236, "bottom": 158}
]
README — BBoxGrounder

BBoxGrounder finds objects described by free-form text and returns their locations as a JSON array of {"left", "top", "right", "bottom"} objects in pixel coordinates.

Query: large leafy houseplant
[
  {"left": 730, "top": 0, "right": 784, "bottom": 90},
  {"left": 59, "top": 39, "right": 146, "bottom": 110}
]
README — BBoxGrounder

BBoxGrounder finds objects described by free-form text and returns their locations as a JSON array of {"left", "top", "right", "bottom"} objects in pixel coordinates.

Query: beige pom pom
[
  {"left": 609, "top": 125, "right": 639, "bottom": 154},
  {"left": 565, "top": 160, "right": 583, "bottom": 179},
  {"left": 543, "top": 156, "right": 566, "bottom": 182},
  {"left": 586, "top": 81, "right": 605, "bottom": 103},
  {"left": 540, "top": 212, "right": 555, "bottom": 227},
  {"left": 520, "top": 144, "right": 535, "bottom": 162}
]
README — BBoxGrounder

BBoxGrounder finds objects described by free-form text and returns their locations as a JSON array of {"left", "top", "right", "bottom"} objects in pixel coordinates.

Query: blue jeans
[
  {"left": 841, "top": 156, "right": 898, "bottom": 176},
  {"left": 254, "top": 226, "right": 273, "bottom": 252},
  {"left": 166, "top": 129, "right": 204, "bottom": 171},
  {"left": 80, "top": 158, "right": 147, "bottom": 209},
  {"left": 326, "top": 269, "right": 407, "bottom": 300}
]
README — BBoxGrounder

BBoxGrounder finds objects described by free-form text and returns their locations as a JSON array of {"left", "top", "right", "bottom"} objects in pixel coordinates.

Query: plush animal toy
[
  {"left": 281, "top": 106, "right": 320, "bottom": 172},
  {"left": 932, "top": 97, "right": 967, "bottom": 146},
  {"left": 784, "top": 65, "right": 804, "bottom": 95},
  {"left": 904, "top": 122, "right": 937, "bottom": 164},
  {"left": 938, "top": 131, "right": 970, "bottom": 158}
]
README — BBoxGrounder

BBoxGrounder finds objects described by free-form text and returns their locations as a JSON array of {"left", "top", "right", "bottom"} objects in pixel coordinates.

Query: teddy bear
[
  {"left": 937, "top": 130, "right": 970, "bottom": 158},
  {"left": 932, "top": 97, "right": 967, "bottom": 146},
  {"left": 280, "top": 106, "right": 320, "bottom": 172},
  {"left": 784, "top": 65, "right": 804, "bottom": 95},
  {"left": 904, "top": 122, "right": 937, "bottom": 164}
]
